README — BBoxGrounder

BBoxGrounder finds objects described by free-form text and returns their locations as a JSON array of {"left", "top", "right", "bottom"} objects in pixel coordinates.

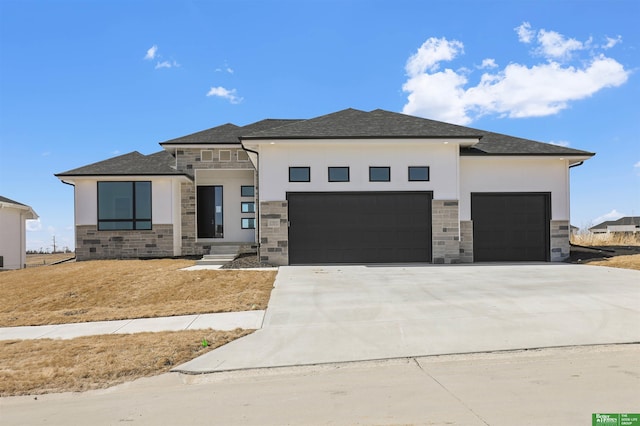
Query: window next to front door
[{"left": 197, "top": 186, "right": 223, "bottom": 238}]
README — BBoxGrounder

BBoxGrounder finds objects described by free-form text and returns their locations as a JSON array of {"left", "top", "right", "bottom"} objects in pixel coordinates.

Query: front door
[{"left": 197, "top": 186, "right": 223, "bottom": 238}]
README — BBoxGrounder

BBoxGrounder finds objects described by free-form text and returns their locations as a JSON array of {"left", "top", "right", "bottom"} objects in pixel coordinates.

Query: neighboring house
[
  {"left": 0, "top": 196, "right": 38, "bottom": 270},
  {"left": 589, "top": 217, "right": 640, "bottom": 234},
  {"left": 56, "top": 108, "right": 594, "bottom": 265}
]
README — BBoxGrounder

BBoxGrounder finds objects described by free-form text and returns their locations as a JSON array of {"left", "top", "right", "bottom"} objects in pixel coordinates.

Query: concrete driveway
[{"left": 175, "top": 263, "right": 640, "bottom": 373}]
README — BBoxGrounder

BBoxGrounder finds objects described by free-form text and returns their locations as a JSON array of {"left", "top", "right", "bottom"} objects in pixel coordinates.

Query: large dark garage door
[
  {"left": 472, "top": 193, "right": 550, "bottom": 262},
  {"left": 287, "top": 192, "right": 432, "bottom": 264}
]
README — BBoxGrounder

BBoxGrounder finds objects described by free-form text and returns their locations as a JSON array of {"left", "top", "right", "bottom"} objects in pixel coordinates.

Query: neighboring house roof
[
  {"left": 589, "top": 216, "right": 640, "bottom": 231},
  {"left": 160, "top": 119, "right": 300, "bottom": 145},
  {"left": 55, "top": 151, "right": 186, "bottom": 177},
  {"left": 0, "top": 195, "right": 38, "bottom": 219}
]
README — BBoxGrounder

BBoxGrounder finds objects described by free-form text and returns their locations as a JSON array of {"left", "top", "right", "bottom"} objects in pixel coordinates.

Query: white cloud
[
  {"left": 26, "top": 219, "right": 42, "bottom": 232},
  {"left": 548, "top": 140, "right": 570, "bottom": 147},
  {"left": 155, "top": 60, "right": 180, "bottom": 69},
  {"left": 479, "top": 58, "right": 498, "bottom": 69},
  {"left": 515, "top": 22, "right": 534, "bottom": 43},
  {"left": 402, "top": 25, "right": 630, "bottom": 125},
  {"left": 634, "top": 161, "right": 640, "bottom": 175},
  {"left": 593, "top": 209, "right": 625, "bottom": 225},
  {"left": 206, "top": 86, "right": 243, "bottom": 104},
  {"left": 406, "top": 37, "right": 464, "bottom": 75},
  {"left": 603, "top": 35, "right": 622, "bottom": 49},
  {"left": 144, "top": 45, "right": 158, "bottom": 60},
  {"left": 536, "top": 29, "right": 585, "bottom": 60}
]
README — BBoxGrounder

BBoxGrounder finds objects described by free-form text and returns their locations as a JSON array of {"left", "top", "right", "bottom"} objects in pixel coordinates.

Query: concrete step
[
  {"left": 208, "top": 245, "right": 241, "bottom": 255},
  {"left": 195, "top": 245, "right": 242, "bottom": 266}
]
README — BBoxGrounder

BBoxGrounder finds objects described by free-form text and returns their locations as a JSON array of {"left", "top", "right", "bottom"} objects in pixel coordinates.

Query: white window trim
[{"left": 201, "top": 150, "right": 214, "bottom": 162}]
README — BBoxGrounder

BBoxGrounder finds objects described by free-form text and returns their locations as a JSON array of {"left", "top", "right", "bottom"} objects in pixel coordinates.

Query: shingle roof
[
  {"left": 55, "top": 151, "right": 185, "bottom": 177},
  {"left": 241, "top": 108, "right": 594, "bottom": 156},
  {"left": 160, "top": 119, "right": 300, "bottom": 145},
  {"left": 590, "top": 216, "right": 640, "bottom": 230},
  {"left": 0, "top": 195, "right": 27, "bottom": 206},
  {"left": 242, "top": 108, "right": 483, "bottom": 139}
]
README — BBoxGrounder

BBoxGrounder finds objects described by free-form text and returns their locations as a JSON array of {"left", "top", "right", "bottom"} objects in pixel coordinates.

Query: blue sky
[{"left": 0, "top": 0, "right": 638, "bottom": 251}]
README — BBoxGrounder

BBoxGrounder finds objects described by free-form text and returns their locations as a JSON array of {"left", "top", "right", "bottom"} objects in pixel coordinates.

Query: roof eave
[{"left": 159, "top": 142, "right": 241, "bottom": 148}]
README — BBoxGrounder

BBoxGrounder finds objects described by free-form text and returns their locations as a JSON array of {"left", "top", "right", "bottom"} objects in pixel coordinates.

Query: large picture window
[{"left": 98, "top": 181, "right": 151, "bottom": 230}]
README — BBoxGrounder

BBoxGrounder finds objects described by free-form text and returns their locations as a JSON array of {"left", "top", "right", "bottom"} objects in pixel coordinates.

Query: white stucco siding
[
  {"left": 459, "top": 157, "right": 570, "bottom": 221},
  {"left": 257, "top": 140, "right": 460, "bottom": 201},
  {"left": 73, "top": 177, "right": 181, "bottom": 226},
  {"left": 0, "top": 202, "right": 36, "bottom": 270},
  {"left": 0, "top": 207, "right": 24, "bottom": 269},
  {"left": 195, "top": 169, "right": 255, "bottom": 243}
]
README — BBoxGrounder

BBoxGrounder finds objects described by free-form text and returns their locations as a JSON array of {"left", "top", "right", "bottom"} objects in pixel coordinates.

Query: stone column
[
  {"left": 550, "top": 220, "right": 570, "bottom": 261},
  {"left": 432, "top": 200, "right": 461, "bottom": 264},
  {"left": 259, "top": 201, "right": 289, "bottom": 265}
]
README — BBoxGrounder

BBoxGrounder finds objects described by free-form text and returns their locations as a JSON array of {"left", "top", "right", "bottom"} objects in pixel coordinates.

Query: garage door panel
[
  {"left": 288, "top": 192, "right": 432, "bottom": 264},
  {"left": 472, "top": 193, "right": 550, "bottom": 262}
]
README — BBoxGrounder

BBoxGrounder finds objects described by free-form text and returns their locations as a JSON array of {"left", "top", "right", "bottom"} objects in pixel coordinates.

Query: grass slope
[
  {"left": 0, "top": 329, "right": 252, "bottom": 396},
  {"left": 0, "top": 259, "right": 277, "bottom": 327}
]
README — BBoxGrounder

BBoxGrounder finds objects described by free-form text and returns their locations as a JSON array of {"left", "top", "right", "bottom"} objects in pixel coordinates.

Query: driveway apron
[{"left": 175, "top": 264, "right": 640, "bottom": 373}]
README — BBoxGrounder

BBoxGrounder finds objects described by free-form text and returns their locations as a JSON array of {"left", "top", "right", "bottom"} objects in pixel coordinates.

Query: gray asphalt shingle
[{"left": 55, "top": 151, "right": 184, "bottom": 177}]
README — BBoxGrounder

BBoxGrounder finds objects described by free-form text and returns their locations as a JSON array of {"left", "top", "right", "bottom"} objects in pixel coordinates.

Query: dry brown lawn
[
  {"left": 583, "top": 254, "right": 640, "bottom": 271},
  {"left": 571, "top": 232, "right": 640, "bottom": 247},
  {"left": 0, "top": 329, "right": 251, "bottom": 396},
  {"left": 26, "top": 253, "right": 75, "bottom": 267},
  {"left": 0, "top": 259, "right": 277, "bottom": 326}
]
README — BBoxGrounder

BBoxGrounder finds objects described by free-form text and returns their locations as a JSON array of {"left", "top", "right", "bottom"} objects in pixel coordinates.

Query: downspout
[
  {"left": 60, "top": 179, "right": 77, "bottom": 258},
  {"left": 569, "top": 161, "right": 584, "bottom": 169},
  {"left": 241, "top": 142, "right": 261, "bottom": 252}
]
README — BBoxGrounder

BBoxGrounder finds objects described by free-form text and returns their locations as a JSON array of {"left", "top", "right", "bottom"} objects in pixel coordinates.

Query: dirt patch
[
  {"left": 0, "top": 329, "right": 252, "bottom": 396},
  {"left": 0, "top": 259, "right": 276, "bottom": 327},
  {"left": 568, "top": 244, "right": 640, "bottom": 264}
]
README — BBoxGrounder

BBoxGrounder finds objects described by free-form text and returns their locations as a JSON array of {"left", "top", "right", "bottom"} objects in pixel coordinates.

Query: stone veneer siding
[
  {"left": 432, "top": 200, "right": 463, "bottom": 264},
  {"left": 259, "top": 201, "right": 288, "bottom": 266},
  {"left": 459, "top": 220, "right": 473, "bottom": 263},
  {"left": 75, "top": 224, "right": 173, "bottom": 261},
  {"left": 550, "top": 220, "right": 570, "bottom": 262},
  {"left": 176, "top": 148, "right": 254, "bottom": 178},
  {"left": 177, "top": 148, "right": 256, "bottom": 256}
]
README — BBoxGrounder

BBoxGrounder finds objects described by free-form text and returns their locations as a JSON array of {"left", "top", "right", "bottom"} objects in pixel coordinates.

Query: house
[
  {"left": 589, "top": 217, "right": 640, "bottom": 234},
  {"left": 0, "top": 196, "right": 38, "bottom": 270},
  {"left": 56, "top": 108, "right": 594, "bottom": 265}
]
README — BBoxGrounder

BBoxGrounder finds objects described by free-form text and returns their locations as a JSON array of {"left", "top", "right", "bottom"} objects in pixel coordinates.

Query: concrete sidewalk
[
  {"left": 2, "top": 344, "right": 638, "bottom": 425},
  {"left": 175, "top": 263, "right": 640, "bottom": 373},
  {"left": 0, "top": 310, "right": 265, "bottom": 340}
]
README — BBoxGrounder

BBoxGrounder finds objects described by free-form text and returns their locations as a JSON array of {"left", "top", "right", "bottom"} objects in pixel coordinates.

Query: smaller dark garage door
[
  {"left": 288, "top": 192, "right": 432, "bottom": 264},
  {"left": 472, "top": 193, "right": 550, "bottom": 262}
]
